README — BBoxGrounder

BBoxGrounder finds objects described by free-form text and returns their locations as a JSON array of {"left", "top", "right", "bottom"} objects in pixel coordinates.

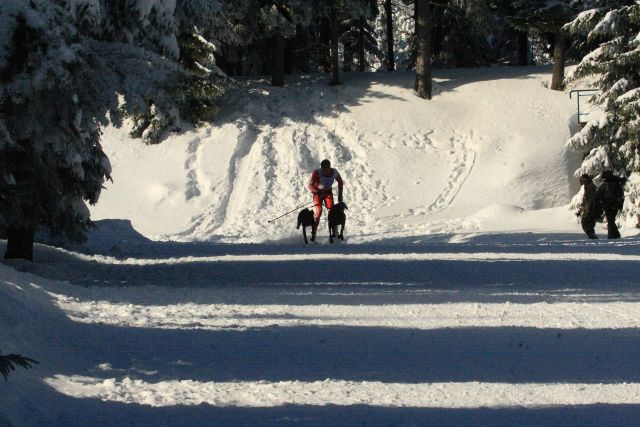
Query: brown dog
[
  {"left": 297, "top": 208, "right": 315, "bottom": 244},
  {"left": 328, "top": 202, "right": 348, "bottom": 243}
]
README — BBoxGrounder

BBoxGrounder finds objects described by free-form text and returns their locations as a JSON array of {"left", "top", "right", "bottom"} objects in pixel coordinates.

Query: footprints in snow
[
  {"left": 419, "top": 131, "right": 476, "bottom": 216},
  {"left": 388, "top": 131, "right": 476, "bottom": 219}
]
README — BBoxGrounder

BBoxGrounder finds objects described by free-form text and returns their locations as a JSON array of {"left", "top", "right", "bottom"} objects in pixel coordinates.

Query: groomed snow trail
[{"left": 3, "top": 237, "right": 640, "bottom": 425}]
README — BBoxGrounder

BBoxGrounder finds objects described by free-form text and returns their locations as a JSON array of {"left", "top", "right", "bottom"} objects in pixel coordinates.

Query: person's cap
[{"left": 320, "top": 159, "right": 331, "bottom": 168}]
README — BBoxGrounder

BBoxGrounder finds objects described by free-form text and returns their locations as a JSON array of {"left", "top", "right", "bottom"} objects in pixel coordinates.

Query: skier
[
  {"left": 307, "top": 159, "right": 344, "bottom": 242},
  {"left": 577, "top": 174, "right": 600, "bottom": 239},
  {"left": 596, "top": 170, "right": 625, "bottom": 239}
]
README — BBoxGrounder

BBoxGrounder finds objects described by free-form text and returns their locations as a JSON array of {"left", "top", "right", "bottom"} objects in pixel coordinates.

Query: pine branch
[{"left": 0, "top": 353, "right": 39, "bottom": 380}]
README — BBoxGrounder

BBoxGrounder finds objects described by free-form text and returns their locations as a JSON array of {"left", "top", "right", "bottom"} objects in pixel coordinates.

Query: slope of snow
[{"left": 92, "top": 66, "right": 586, "bottom": 242}]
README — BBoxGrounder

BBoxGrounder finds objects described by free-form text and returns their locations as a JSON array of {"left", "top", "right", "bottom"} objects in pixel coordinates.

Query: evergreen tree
[
  {"left": 255, "top": 0, "right": 313, "bottom": 86},
  {"left": 0, "top": 0, "right": 212, "bottom": 260},
  {"left": 342, "top": 1, "right": 382, "bottom": 72},
  {"left": 395, "top": 0, "right": 497, "bottom": 71},
  {"left": 315, "top": 0, "right": 374, "bottom": 84},
  {"left": 565, "top": 1, "right": 640, "bottom": 227},
  {"left": 510, "top": 0, "right": 581, "bottom": 89},
  {"left": 128, "top": 1, "right": 234, "bottom": 143},
  {"left": 431, "top": 1, "right": 491, "bottom": 67}
]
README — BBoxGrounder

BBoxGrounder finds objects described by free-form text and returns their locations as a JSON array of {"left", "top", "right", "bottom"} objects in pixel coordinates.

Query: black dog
[
  {"left": 328, "top": 202, "right": 348, "bottom": 244},
  {"left": 297, "top": 208, "right": 315, "bottom": 244}
]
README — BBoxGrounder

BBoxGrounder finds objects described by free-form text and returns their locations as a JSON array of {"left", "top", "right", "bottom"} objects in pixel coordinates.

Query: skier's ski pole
[{"left": 267, "top": 201, "right": 315, "bottom": 223}]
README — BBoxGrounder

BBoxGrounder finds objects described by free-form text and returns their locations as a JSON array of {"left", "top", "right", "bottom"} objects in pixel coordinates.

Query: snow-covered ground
[
  {"left": 92, "top": 65, "right": 585, "bottom": 242},
  {"left": 3, "top": 66, "right": 640, "bottom": 425}
]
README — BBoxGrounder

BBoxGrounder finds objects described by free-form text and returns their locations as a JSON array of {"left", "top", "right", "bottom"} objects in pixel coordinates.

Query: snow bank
[{"left": 92, "top": 66, "right": 582, "bottom": 242}]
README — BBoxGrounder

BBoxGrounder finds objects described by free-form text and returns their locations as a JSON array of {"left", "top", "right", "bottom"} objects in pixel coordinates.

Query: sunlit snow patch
[{"left": 44, "top": 376, "right": 640, "bottom": 408}]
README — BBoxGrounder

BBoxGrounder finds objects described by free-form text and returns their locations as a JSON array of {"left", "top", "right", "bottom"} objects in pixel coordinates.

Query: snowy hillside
[{"left": 93, "top": 66, "right": 586, "bottom": 243}]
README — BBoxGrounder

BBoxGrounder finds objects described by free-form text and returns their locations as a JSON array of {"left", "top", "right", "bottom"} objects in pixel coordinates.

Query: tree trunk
[
  {"left": 414, "top": 0, "right": 432, "bottom": 99},
  {"left": 5, "top": 226, "right": 34, "bottom": 261},
  {"left": 550, "top": 28, "right": 566, "bottom": 91},
  {"left": 284, "top": 38, "right": 294, "bottom": 75},
  {"left": 357, "top": 18, "right": 366, "bottom": 72},
  {"left": 329, "top": 11, "right": 340, "bottom": 86},
  {"left": 271, "top": 34, "right": 285, "bottom": 86},
  {"left": 385, "top": 0, "right": 395, "bottom": 71},
  {"left": 343, "top": 37, "right": 353, "bottom": 72},
  {"left": 319, "top": 17, "right": 331, "bottom": 73},
  {"left": 518, "top": 31, "right": 528, "bottom": 66}
]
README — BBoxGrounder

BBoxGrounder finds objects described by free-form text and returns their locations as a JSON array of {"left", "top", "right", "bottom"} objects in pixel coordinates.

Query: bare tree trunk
[
  {"left": 5, "top": 226, "right": 34, "bottom": 261},
  {"left": 385, "top": 0, "right": 395, "bottom": 71},
  {"left": 329, "top": 11, "right": 340, "bottom": 85},
  {"left": 271, "top": 34, "right": 285, "bottom": 86},
  {"left": 319, "top": 17, "right": 331, "bottom": 73},
  {"left": 414, "top": 0, "right": 432, "bottom": 99},
  {"left": 357, "top": 18, "right": 366, "bottom": 72},
  {"left": 518, "top": 31, "right": 528, "bottom": 66},
  {"left": 550, "top": 28, "right": 566, "bottom": 91}
]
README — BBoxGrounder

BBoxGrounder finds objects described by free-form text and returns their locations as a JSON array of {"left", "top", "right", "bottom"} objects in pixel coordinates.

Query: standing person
[
  {"left": 596, "top": 170, "right": 625, "bottom": 239},
  {"left": 578, "top": 174, "right": 600, "bottom": 239},
  {"left": 308, "top": 159, "right": 344, "bottom": 242}
]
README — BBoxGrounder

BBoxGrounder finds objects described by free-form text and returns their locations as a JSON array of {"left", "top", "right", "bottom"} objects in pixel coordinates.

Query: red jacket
[{"left": 308, "top": 168, "right": 343, "bottom": 195}]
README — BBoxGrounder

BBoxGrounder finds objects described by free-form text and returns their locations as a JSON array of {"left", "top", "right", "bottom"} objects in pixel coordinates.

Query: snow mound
[{"left": 92, "top": 66, "right": 582, "bottom": 243}]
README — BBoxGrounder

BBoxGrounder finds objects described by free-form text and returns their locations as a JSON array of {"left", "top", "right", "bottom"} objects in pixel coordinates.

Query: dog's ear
[{"left": 344, "top": 204, "right": 348, "bottom": 210}]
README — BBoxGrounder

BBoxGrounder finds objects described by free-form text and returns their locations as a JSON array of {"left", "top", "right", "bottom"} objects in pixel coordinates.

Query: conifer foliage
[
  {"left": 0, "top": 352, "right": 38, "bottom": 380},
  {"left": 565, "top": 1, "right": 640, "bottom": 227},
  {"left": 509, "top": 0, "right": 582, "bottom": 90},
  {"left": 0, "top": 0, "right": 217, "bottom": 259}
]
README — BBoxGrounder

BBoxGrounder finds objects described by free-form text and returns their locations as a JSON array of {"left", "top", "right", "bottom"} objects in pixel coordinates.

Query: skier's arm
[
  {"left": 308, "top": 170, "right": 319, "bottom": 193},
  {"left": 336, "top": 173, "right": 344, "bottom": 202}
]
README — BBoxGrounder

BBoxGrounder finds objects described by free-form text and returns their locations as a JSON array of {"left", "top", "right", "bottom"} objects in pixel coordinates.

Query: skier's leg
[
  {"left": 325, "top": 193, "right": 334, "bottom": 210},
  {"left": 312, "top": 193, "right": 322, "bottom": 241}
]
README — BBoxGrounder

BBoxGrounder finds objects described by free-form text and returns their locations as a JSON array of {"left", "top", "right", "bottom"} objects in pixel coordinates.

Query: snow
[
  {"left": 3, "top": 65, "right": 640, "bottom": 425},
  {"left": 592, "top": 9, "right": 620, "bottom": 37},
  {"left": 4, "top": 234, "right": 640, "bottom": 425},
  {"left": 92, "top": 66, "right": 583, "bottom": 242}
]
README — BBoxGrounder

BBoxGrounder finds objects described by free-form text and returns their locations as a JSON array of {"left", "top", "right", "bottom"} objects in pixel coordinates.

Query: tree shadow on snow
[
  {"left": 213, "top": 65, "right": 543, "bottom": 132},
  {"left": 10, "top": 394, "right": 640, "bottom": 427},
  {"left": 9, "top": 315, "right": 640, "bottom": 425}
]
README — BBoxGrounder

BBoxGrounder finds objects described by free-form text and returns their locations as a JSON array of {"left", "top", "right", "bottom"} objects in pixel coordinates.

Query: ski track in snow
[{"left": 176, "top": 84, "right": 393, "bottom": 241}]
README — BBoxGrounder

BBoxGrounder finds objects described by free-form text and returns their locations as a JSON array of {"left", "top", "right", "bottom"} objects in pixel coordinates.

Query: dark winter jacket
[
  {"left": 580, "top": 181, "right": 600, "bottom": 218},
  {"left": 597, "top": 173, "right": 626, "bottom": 211}
]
